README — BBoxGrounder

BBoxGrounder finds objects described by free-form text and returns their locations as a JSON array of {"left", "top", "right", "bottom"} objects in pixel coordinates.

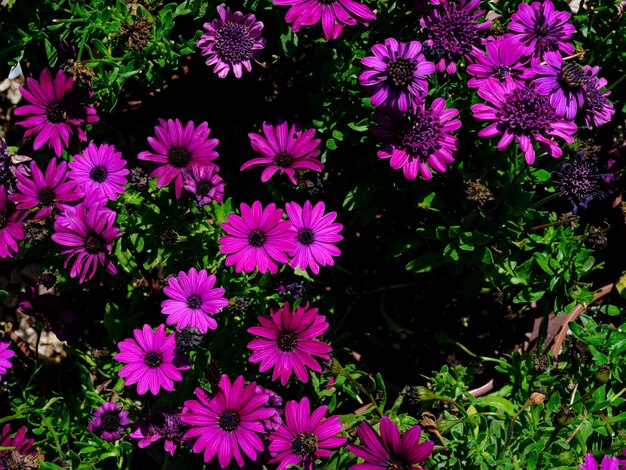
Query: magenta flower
[
  {"left": 0, "top": 424, "right": 38, "bottom": 465},
  {"left": 219, "top": 201, "right": 295, "bottom": 274},
  {"left": 359, "top": 38, "right": 435, "bottom": 112},
  {"left": 467, "top": 36, "right": 528, "bottom": 89},
  {"left": 138, "top": 119, "right": 219, "bottom": 199},
  {"left": 0, "top": 338, "right": 15, "bottom": 380},
  {"left": 51, "top": 202, "right": 122, "bottom": 283},
  {"left": 254, "top": 385, "right": 284, "bottom": 432},
  {"left": 114, "top": 324, "right": 184, "bottom": 395},
  {"left": 10, "top": 159, "right": 82, "bottom": 219},
  {"left": 373, "top": 98, "right": 461, "bottom": 180},
  {"left": 88, "top": 402, "right": 131, "bottom": 441},
  {"left": 472, "top": 77, "right": 578, "bottom": 164},
  {"left": 580, "top": 454, "right": 622, "bottom": 470},
  {"left": 130, "top": 408, "right": 189, "bottom": 457},
  {"left": 273, "top": 0, "right": 376, "bottom": 41},
  {"left": 582, "top": 65, "right": 615, "bottom": 129},
  {"left": 506, "top": 0, "right": 575, "bottom": 58},
  {"left": 420, "top": 0, "right": 491, "bottom": 74},
  {"left": 68, "top": 143, "right": 129, "bottom": 203},
  {"left": 14, "top": 68, "right": 99, "bottom": 156},
  {"left": 197, "top": 6, "right": 266, "bottom": 79},
  {"left": 182, "top": 374, "right": 276, "bottom": 468},
  {"left": 0, "top": 187, "right": 26, "bottom": 259},
  {"left": 183, "top": 165, "right": 224, "bottom": 208},
  {"left": 285, "top": 200, "right": 343, "bottom": 274},
  {"left": 268, "top": 397, "right": 346, "bottom": 470},
  {"left": 248, "top": 302, "right": 332, "bottom": 385},
  {"left": 161, "top": 267, "right": 229, "bottom": 334},
  {"left": 348, "top": 417, "right": 434, "bottom": 469},
  {"left": 241, "top": 120, "right": 323, "bottom": 185}
]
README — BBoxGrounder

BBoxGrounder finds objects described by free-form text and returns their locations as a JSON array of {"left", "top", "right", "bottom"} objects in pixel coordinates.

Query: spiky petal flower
[
  {"left": 130, "top": 408, "right": 190, "bottom": 457},
  {"left": 138, "top": 119, "right": 219, "bottom": 199},
  {"left": 161, "top": 267, "right": 229, "bottom": 334},
  {"left": 467, "top": 36, "right": 528, "bottom": 89},
  {"left": 114, "top": 324, "right": 185, "bottom": 395},
  {"left": 471, "top": 77, "right": 577, "bottom": 165},
  {"left": 88, "top": 402, "right": 131, "bottom": 441},
  {"left": 273, "top": 0, "right": 376, "bottom": 41},
  {"left": 241, "top": 120, "right": 323, "bottom": 185},
  {"left": 420, "top": 0, "right": 491, "bottom": 74},
  {"left": 0, "top": 339, "right": 15, "bottom": 380},
  {"left": 582, "top": 65, "right": 615, "bottom": 129},
  {"left": 247, "top": 302, "right": 332, "bottom": 385},
  {"left": 373, "top": 98, "right": 461, "bottom": 180},
  {"left": 0, "top": 187, "right": 26, "bottom": 259},
  {"left": 219, "top": 201, "right": 295, "bottom": 274},
  {"left": 197, "top": 6, "right": 266, "bottom": 79},
  {"left": 182, "top": 374, "right": 276, "bottom": 468},
  {"left": 183, "top": 165, "right": 224, "bottom": 208},
  {"left": 359, "top": 38, "right": 435, "bottom": 112},
  {"left": 268, "top": 397, "right": 346, "bottom": 470},
  {"left": 348, "top": 417, "right": 434, "bottom": 469},
  {"left": 285, "top": 200, "right": 343, "bottom": 274},
  {"left": 14, "top": 68, "right": 99, "bottom": 157},
  {"left": 552, "top": 152, "right": 608, "bottom": 213},
  {"left": 579, "top": 454, "right": 623, "bottom": 470}
]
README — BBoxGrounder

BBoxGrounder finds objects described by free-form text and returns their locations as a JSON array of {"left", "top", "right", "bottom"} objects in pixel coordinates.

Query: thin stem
[
  {"left": 334, "top": 360, "right": 384, "bottom": 417},
  {"left": 499, "top": 400, "right": 531, "bottom": 458},
  {"left": 531, "top": 192, "right": 560, "bottom": 209}
]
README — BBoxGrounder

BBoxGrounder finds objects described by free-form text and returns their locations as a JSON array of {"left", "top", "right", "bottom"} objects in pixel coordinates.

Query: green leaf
[
  {"left": 473, "top": 396, "right": 516, "bottom": 416},
  {"left": 406, "top": 252, "right": 443, "bottom": 273}
]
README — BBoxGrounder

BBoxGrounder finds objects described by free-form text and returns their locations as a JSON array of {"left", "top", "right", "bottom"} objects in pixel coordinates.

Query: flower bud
[
  {"left": 554, "top": 406, "right": 576, "bottom": 427},
  {"left": 529, "top": 387, "right": 547, "bottom": 406},
  {"left": 595, "top": 364, "right": 611, "bottom": 384}
]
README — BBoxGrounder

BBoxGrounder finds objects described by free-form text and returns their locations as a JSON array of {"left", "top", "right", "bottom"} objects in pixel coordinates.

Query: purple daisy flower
[
  {"left": 10, "top": 159, "right": 82, "bottom": 219},
  {"left": 268, "top": 397, "right": 346, "bottom": 470},
  {"left": 582, "top": 65, "right": 615, "bottom": 129},
  {"left": 254, "top": 385, "right": 284, "bottom": 432},
  {"left": 273, "top": 0, "right": 376, "bottom": 41},
  {"left": 51, "top": 201, "right": 122, "bottom": 283},
  {"left": 219, "top": 201, "right": 295, "bottom": 274},
  {"left": 182, "top": 374, "right": 276, "bottom": 468},
  {"left": 114, "top": 324, "right": 184, "bottom": 395},
  {"left": 247, "top": 301, "right": 332, "bottom": 385},
  {"left": 348, "top": 417, "right": 434, "bottom": 469},
  {"left": 130, "top": 407, "right": 190, "bottom": 457},
  {"left": 467, "top": 36, "right": 528, "bottom": 89},
  {"left": 241, "top": 120, "right": 323, "bottom": 185},
  {"left": 183, "top": 165, "right": 224, "bottom": 208},
  {"left": 0, "top": 424, "right": 39, "bottom": 468},
  {"left": 359, "top": 38, "right": 435, "bottom": 112},
  {"left": 14, "top": 68, "right": 99, "bottom": 156},
  {"left": 138, "top": 119, "right": 220, "bottom": 199},
  {"left": 420, "top": 0, "right": 491, "bottom": 74},
  {"left": 88, "top": 402, "right": 131, "bottom": 441},
  {"left": 0, "top": 187, "right": 26, "bottom": 259},
  {"left": 285, "top": 200, "right": 343, "bottom": 274},
  {"left": 161, "top": 267, "right": 229, "bottom": 334},
  {"left": 472, "top": 77, "right": 578, "bottom": 164},
  {"left": 0, "top": 338, "right": 15, "bottom": 380},
  {"left": 373, "top": 98, "right": 461, "bottom": 180},
  {"left": 68, "top": 143, "right": 129, "bottom": 204},
  {"left": 580, "top": 454, "right": 623, "bottom": 470},
  {"left": 506, "top": 0, "right": 575, "bottom": 59}
]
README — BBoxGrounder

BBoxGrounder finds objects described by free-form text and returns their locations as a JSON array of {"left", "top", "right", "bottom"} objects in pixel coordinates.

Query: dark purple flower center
[
  {"left": 428, "top": 7, "right": 479, "bottom": 59},
  {"left": 144, "top": 350, "right": 163, "bottom": 368},
  {"left": 529, "top": 13, "right": 567, "bottom": 53},
  {"left": 533, "top": 17, "right": 551, "bottom": 38},
  {"left": 386, "top": 462, "right": 411, "bottom": 470},
  {"left": 38, "top": 187, "right": 55, "bottom": 206},
  {"left": 585, "top": 85, "right": 609, "bottom": 112},
  {"left": 297, "top": 228, "right": 315, "bottom": 246},
  {"left": 248, "top": 229, "right": 266, "bottom": 247},
  {"left": 553, "top": 154, "right": 605, "bottom": 209},
  {"left": 274, "top": 152, "right": 293, "bottom": 168},
  {"left": 196, "top": 180, "right": 213, "bottom": 197},
  {"left": 494, "top": 65, "right": 511, "bottom": 81},
  {"left": 187, "top": 294, "right": 202, "bottom": 310},
  {"left": 501, "top": 86, "right": 555, "bottom": 134},
  {"left": 85, "top": 234, "right": 106, "bottom": 254},
  {"left": 218, "top": 410, "right": 240, "bottom": 432},
  {"left": 215, "top": 21, "right": 254, "bottom": 65},
  {"left": 559, "top": 61, "right": 586, "bottom": 90},
  {"left": 317, "top": 0, "right": 337, "bottom": 4},
  {"left": 46, "top": 102, "right": 66, "bottom": 123},
  {"left": 0, "top": 212, "right": 6, "bottom": 230},
  {"left": 387, "top": 58, "right": 417, "bottom": 87},
  {"left": 291, "top": 432, "right": 318, "bottom": 456},
  {"left": 101, "top": 412, "right": 121, "bottom": 432},
  {"left": 168, "top": 147, "right": 191, "bottom": 168},
  {"left": 400, "top": 109, "right": 442, "bottom": 161},
  {"left": 277, "top": 331, "right": 298, "bottom": 352},
  {"left": 89, "top": 165, "right": 108, "bottom": 183}
]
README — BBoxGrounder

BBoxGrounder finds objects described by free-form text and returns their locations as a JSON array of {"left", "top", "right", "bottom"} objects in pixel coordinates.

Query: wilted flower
[
  {"left": 88, "top": 402, "right": 130, "bottom": 441},
  {"left": 175, "top": 326, "right": 204, "bottom": 350},
  {"left": 581, "top": 65, "right": 615, "bottom": 129},
  {"left": 552, "top": 153, "right": 608, "bottom": 212},
  {"left": 0, "top": 424, "right": 39, "bottom": 469},
  {"left": 18, "top": 286, "right": 79, "bottom": 341},
  {"left": 130, "top": 408, "right": 190, "bottom": 457},
  {"left": 254, "top": 385, "right": 284, "bottom": 432}
]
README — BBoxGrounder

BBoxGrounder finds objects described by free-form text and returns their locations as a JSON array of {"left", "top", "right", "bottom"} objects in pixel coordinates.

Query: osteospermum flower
[
  {"left": 0, "top": 187, "right": 26, "bottom": 259},
  {"left": 241, "top": 120, "right": 323, "bottom": 185},
  {"left": 506, "top": 0, "right": 575, "bottom": 58},
  {"left": 273, "top": 0, "right": 376, "bottom": 41},
  {"left": 247, "top": 302, "right": 332, "bottom": 385},
  {"left": 14, "top": 68, "right": 99, "bottom": 156},
  {"left": 0, "top": 338, "right": 15, "bottom": 380},
  {"left": 0, "top": 424, "right": 39, "bottom": 468},
  {"left": 161, "top": 267, "right": 229, "bottom": 334},
  {"left": 182, "top": 374, "right": 276, "bottom": 468},
  {"left": 219, "top": 201, "right": 295, "bottom": 274},
  {"left": 183, "top": 165, "right": 224, "bottom": 208},
  {"left": 51, "top": 202, "right": 122, "bottom": 283},
  {"left": 552, "top": 152, "right": 608, "bottom": 213},
  {"left": 68, "top": 143, "right": 129, "bottom": 203},
  {"left": 467, "top": 36, "right": 528, "bottom": 89},
  {"left": 373, "top": 98, "right": 461, "bottom": 180},
  {"left": 582, "top": 65, "right": 615, "bottom": 129},
  {"left": 88, "top": 402, "right": 131, "bottom": 441},
  {"left": 359, "top": 38, "right": 435, "bottom": 112},
  {"left": 580, "top": 454, "right": 622, "bottom": 470},
  {"left": 348, "top": 417, "right": 434, "bottom": 469},
  {"left": 131, "top": 408, "right": 190, "bottom": 457},
  {"left": 420, "top": 0, "right": 491, "bottom": 74},
  {"left": 138, "top": 119, "right": 219, "bottom": 199},
  {"left": 471, "top": 77, "right": 577, "bottom": 165},
  {"left": 114, "top": 324, "right": 184, "bottom": 395},
  {"left": 285, "top": 200, "right": 343, "bottom": 274},
  {"left": 268, "top": 397, "right": 346, "bottom": 470},
  {"left": 10, "top": 159, "right": 82, "bottom": 219},
  {"left": 197, "top": 6, "right": 265, "bottom": 78}
]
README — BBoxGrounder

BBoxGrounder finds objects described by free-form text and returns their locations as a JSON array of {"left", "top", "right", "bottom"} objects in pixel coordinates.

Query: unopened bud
[
  {"left": 595, "top": 364, "right": 611, "bottom": 384},
  {"left": 413, "top": 386, "right": 438, "bottom": 402},
  {"left": 554, "top": 406, "right": 576, "bottom": 427},
  {"left": 529, "top": 387, "right": 547, "bottom": 406}
]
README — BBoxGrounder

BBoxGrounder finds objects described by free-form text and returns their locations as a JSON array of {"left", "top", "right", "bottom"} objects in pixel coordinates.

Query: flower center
[
  {"left": 274, "top": 152, "right": 293, "bottom": 168},
  {"left": 196, "top": 180, "right": 213, "bottom": 197},
  {"left": 215, "top": 21, "right": 254, "bottom": 64},
  {"left": 187, "top": 294, "right": 202, "bottom": 310},
  {"left": 0, "top": 213, "right": 7, "bottom": 230},
  {"left": 46, "top": 102, "right": 66, "bottom": 123},
  {"left": 38, "top": 187, "right": 55, "bottom": 206},
  {"left": 400, "top": 109, "right": 442, "bottom": 161},
  {"left": 248, "top": 229, "right": 266, "bottom": 247},
  {"left": 494, "top": 64, "right": 511, "bottom": 81},
  {"left": 386, "top": 462, "right": 411, "bottom": 470},
  {"left": 101, "top": 412, "right": 121, "bottom": 432},
  {"left": 501, "top": 85, "right": 555, "bottom": 133},
  {"left": 387, "top": 58, "right": 417, "bottom": 87},
  {"left": 533, "top": 18, "right": 550, "bottom": 38},
  {"left": 297, "top": 228, "right": 315, "bottom": 246},
  {"left": 144, "top": 350, "right": 163, "bottom": 368},
  {"left": 85, "top": 234, "right": 106, "bottom": 254},
  {"left": 291, "top": 432, "right": 318, "bottom": 456},
  {"left": 317, "top": 0, "right": 337, "bottom": 3},
  {"left": 168, "top": 147, "right": 191, "bottom": 168},
  {"left": 585, "top": 85, "right": 609, "bottom": 112},
  {"left": 277, "top": 331, "right": 298, "bottom": 352},
  {"left": 89, "top": 165, "right": 108, "bottom": 183},
  {"left": 559, "top": 61, "right": 586, "bottom": 90},
  {"left": 218, "top": 410, "right": 240, "bottom": 432},
  {"left": 428, "top": 7, "right": 479, "bottom": 59}
]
